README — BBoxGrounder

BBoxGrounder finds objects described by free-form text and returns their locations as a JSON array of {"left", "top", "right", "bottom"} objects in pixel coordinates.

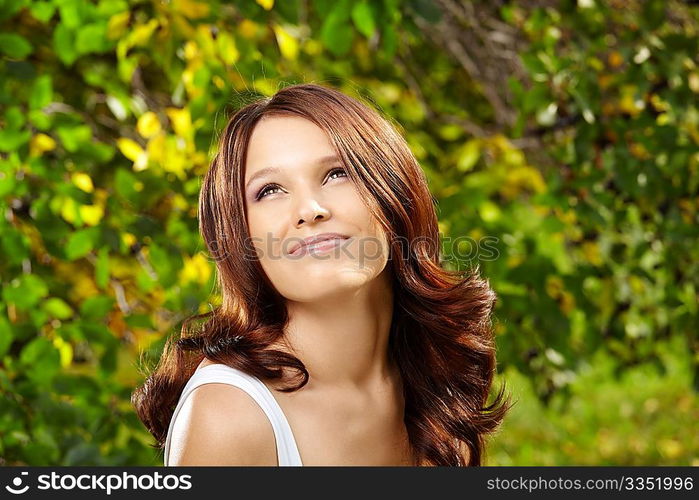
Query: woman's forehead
[{"left": 245, "top": 116, "right": 337, "bottom": 178}]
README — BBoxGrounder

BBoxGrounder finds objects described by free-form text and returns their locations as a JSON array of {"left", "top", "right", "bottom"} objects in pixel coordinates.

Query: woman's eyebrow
[
  {"left": 245, "top": 154, "right": 341, "bottom": 190},
  {"left": 246, "top": 167, "right": 281, "bottom": 190}
]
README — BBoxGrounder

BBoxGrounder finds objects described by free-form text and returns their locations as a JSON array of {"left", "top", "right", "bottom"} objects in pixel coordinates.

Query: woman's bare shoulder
[{"left": 168, "top": 378, "right": 277, "bottom": 466}]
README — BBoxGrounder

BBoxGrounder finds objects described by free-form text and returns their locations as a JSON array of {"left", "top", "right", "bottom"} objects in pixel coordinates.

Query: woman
[{"left": 132, "top": 83, "right": 510, "bottom": 466}]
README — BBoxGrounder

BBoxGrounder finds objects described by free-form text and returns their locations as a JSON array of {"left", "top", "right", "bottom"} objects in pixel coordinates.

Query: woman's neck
[{"left": 281, "top": 267, "right": 395, "bottom": 391}]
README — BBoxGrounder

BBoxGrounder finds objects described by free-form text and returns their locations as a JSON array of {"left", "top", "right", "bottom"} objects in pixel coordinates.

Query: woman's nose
[{"left": 295, "top": 197, "right": 330, "bottom": 227}]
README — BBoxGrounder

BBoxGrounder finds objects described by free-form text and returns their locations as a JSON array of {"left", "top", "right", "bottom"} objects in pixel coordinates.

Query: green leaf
[
  {"left": 0, "top": 316, "right": 13, "bottom": 358},
  {"left": 29, "top": 1, "right": 57, "bottom": 23},
  {"left": 320, "top": 0, "right": 354, "bottom": 57},
  {"left": 53, "top": 23, "right": 78, "bottom": 65},
  {"left": 65, "top": 228, "right": 95, "bottom": 260},
  {"left": 351, "top": 1, "right": 376, "bottom": 39},
  {"left": 642, "top": 0, "right": 665, "bottom": 30},
  {"left": 95, "top": 246, "right": 110, "bottom": 289},
  {"left": 57, "top": 0, "right": 85, "bottom": 29},
  {"left": 56, "top": 125, "right": 92, "bottom": 152},
  {"left": 1, "top": 227, "right": 30, "bottom": 264},
  {"left": 29, "top": 75, "right": 53, "bottom": 110},
  {"left": 2, "top": 274, "right": 49, "bottom": 310},
  {"left": 79, "top": 295, "right": 115, "bottom": 320},
  {"left": 457, "top": 140, "right": 481, "bottom": 172},
  {"left": 20, "top": 337, "right": 60, "bottom": 378},
  {"left": 311, "top": 0, "right": 335, "bottom": 18},
  {"left": 380, "top": 24, "right": 397, "bottom": 57},
  {"left": 124, "top": 313, "right": 154, "bottom": 329},
  {"left": 95, "top": 0, "right": 129, "bottom": 17},
  {"left": 114, "top": 168, "right": 138, "bottom": 201},
  {"left": 148, "top": 242, "right": 183, "bottom": 288},
  {"left": 28, "top": 109, "right": 53, "bottom": 129},
  {"left": 42, "top": 297, "right": 74, "bottom": 320},
  {"left": 4, "top": 106, "right": 25, "bottom": 129},
  {"left": 0, "top": 170, "right": 16, "bottom": 197},
  {"left": 0, "top": 0, "right": 25, "bottom": 22},
  {"left": 75, "top": 23, "right": 109, "bottom": 54},
  {"left": 0, "top": 33, "right": 33, "bottom": 59}
]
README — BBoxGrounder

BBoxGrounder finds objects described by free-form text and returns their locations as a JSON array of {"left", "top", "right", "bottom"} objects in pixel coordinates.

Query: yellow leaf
[
  {"left": 130, "top": 19, "right": 160, "bottom": 48},
  {"left": 180, "top": 253, "right": 212, "bottom": 284},
  {"left": 146, "top": 133, "right": 166, "bottom": 163},
  {"left": 213, "top": 75, "right": 225, "bottom": 89},
  {"left": 272, "top": 24, "right": 298, "bottom": 61},
  {"left": 137, "top": 111, "right": 162, "bottom": 138},
  {"left": 166, "top": 107, "right": 193, "bottom": 139},
  {"left": 174, "top": 0, "right": 210, "bottom": 18},
  {"left": 507, "top": 254, "right": 524, "bottom": 268},
  {"left": 608, "top": 51, "right": 623, "bottom": 68},
  {"left": 52, "top": 336, "right": 73, "bottom": 368},
  {"left": 133, "top": 152, "right": 149, "bottom": 172},
  {"left": 117, "top": 138, "right": 144, "bottom": 162},
  {"left": 29, "top": 133, "right": 56, "bottom": 157},
  {"left": 630, "top": 142, "right": 650, "bottom": 159},
  {"left": 503, "top": 146, "right": 525, "bottom": 166},
  {"left": 72, "top": 172, "right": 94, "bottom": 193},
  {"left": 303, "top": 39, "right": 322, "bottom": 56},
  {"left": 171, "top": 193, "right": 189, "bottom": 211},
  {"left": 238, "top": 19, "right": 258, "bottom": 39},
  {"left": 94, "top": 188, "right": 109, "bottom": 204},
  {"left": 161, "top": 136, "right": 187, "bottom": 178},
  {"left": 658, "top": 439, "right": 683, "bottom": 460},
  {"left": 79, "top": 204, "right": 104, "bottom": 226},
  {"left": 68, "top": 272, "right": 100, "bottom": 303},
  {"left": 650, "top": 94, "right": 670, "bottom": 112},
  {"left": 478, "top": 200, "right": 501, "bottom": 223},
  {"left": 184, "top": 40, "right": 199, "bottom": 60},
  {"left": 216, "top": 32, "right": 239, "bottom": 65},
  {"left": 122, "top": 232, "right": 137, "bottom": 248},
  {"left": 619, "top": 85, "right": 643, "bottom": 116},
  {"left": 457, "top": 139, "right": 480, "bottom": 172},
  {"left": 192, "top": 151, "right": 207, "bottom": 167},
  {"left": 545, "top": 275, "right": 564, "bottom": 299},
  {"left": 107, "top": 11, "right": 130, "bottom": 40},
  {"left": 58, "top": 196, "right": 79, "bottom": 225},
  {"left": 195, "top": 24, "right": 217, "bottom": 58},
  {"left": 468, "top": 227, "right": 484, "bottom": 240},
  {"left": 133, "top": 329, "right": 160, "bottom": 353},
  {"left": 256, "top": 0, "right": 274, "bottom": 11},
  {"left": 253, "top": 78, "right": 278, "bottom": 97},
  {"left": 560, "top": 291, "right": 575, "bottom": 314},
  {"left": 688, "top": 72, "right": 699, "bottom": 93},
  {"left": 181, "top": 65, "right": 197, "bottom": 96}
]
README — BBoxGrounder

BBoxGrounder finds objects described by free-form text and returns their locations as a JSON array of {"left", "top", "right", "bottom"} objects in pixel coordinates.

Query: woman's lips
[{"left": 290, "top": 237, "right": 347, "bottom": 256}]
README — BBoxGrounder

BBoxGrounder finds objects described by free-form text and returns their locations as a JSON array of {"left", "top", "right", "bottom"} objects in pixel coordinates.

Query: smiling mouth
[{"left": 290, "top": 237, "right": 350, "bottom": 257}]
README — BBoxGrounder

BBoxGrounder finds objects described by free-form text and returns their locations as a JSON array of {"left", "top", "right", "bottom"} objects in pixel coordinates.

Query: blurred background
[{"left": 0, "top": 0, "right": 697, "bottom": 466}]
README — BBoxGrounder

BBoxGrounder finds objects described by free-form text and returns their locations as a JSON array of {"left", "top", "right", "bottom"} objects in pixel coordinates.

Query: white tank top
[{"left": 163, "top": 363, "right": 303, "bottom": 466}]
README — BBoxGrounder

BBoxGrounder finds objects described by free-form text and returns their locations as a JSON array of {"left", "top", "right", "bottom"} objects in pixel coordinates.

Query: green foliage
[
  {"left": 0, "top": 0, "right": 696, "bottom": 465},
  {"left": 488, "top": 336, "right": 697, "bottom": 465}
]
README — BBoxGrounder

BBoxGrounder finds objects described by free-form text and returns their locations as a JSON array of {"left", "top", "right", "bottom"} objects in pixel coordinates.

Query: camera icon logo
[{"left": 5, "top": 471, "right": 30, "bottom": 495}]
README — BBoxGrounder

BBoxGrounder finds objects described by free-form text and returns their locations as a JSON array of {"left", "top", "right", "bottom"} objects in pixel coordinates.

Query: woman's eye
[
  {"left": 255, "top": 168, "right": 347, "bottom": 201},
  {"left": 326, "top": 167, "right": 348, "bottom": 181},
  {"left": 256, "top": 184, "right": 281, "bottom": 200}
]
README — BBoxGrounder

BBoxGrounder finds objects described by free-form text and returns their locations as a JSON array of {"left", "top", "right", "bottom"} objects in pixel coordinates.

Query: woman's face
[{"left": 243, "top": 114, "right": 390, "bottom": 303}]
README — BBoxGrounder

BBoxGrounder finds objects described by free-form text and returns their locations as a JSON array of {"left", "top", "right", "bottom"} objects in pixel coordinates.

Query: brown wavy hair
[{"left": 131, "top": 82, "right": 511, "bottom": 466}]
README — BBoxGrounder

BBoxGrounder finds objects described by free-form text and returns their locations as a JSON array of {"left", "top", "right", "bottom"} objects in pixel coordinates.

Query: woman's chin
[{"left": 283, "top": 270, "right": 380, "bottom": 300}]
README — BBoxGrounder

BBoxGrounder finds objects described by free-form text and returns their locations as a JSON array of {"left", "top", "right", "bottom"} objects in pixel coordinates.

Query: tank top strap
[{"left": 164, "top": 364, "right": 302, "bottom": 466}]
